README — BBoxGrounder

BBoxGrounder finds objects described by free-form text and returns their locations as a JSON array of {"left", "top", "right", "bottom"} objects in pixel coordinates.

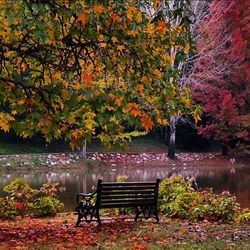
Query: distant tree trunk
[
  {"left": 164, "top": 126, "right": 169, "bottom": 146},
  {"left": 221, "top": 144, "right": 228, "bottom": 156},
  {"left": 81, "top": 139, "right": 87, "bottom": 158},
  {"left": 168, "top": 117, "right": 176, "bottom": 159}
]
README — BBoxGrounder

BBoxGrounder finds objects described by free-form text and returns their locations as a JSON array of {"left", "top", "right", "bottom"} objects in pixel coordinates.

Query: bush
[
  {"left": 33, "top": 182, "right": 64, "bottom": 216},
  {"left": 33, "top": 196, "right": 64, "bottom": 216},
  {"left": 0, "top": 178, "right": 64, "bottom": 219},
  {"left": 3, "top": 178, "right": 37, "bottom": 216},
  {"left": 159, "top": 175, "right": 242, "bottom": 222}
]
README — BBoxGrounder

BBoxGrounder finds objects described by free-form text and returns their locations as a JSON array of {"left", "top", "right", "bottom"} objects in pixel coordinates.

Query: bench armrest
[{"left": 76, "top": 191, "right": 97, "bottom": 206}]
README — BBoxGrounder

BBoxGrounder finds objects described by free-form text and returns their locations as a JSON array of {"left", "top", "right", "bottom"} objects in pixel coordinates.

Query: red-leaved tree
[{"left": 193, "top": 0, "right": 250, "bottom": 155}]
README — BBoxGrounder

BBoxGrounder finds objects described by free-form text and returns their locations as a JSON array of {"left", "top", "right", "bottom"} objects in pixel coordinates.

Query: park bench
[{"left": 75, "top": 179, "right": 161, "bottom": 226}]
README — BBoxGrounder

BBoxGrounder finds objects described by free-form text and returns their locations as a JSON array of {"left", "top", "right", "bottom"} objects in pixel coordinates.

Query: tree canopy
[
  {"left": 193, "top": 0, "right": 250, "bottom": 153},
  {"left": 0, "top": 0, "right": 196, "bottom": 148}
]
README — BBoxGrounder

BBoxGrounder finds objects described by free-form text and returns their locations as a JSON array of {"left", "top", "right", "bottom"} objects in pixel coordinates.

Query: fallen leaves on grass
[{"left": 0, "top": 215, "right": 250, "bottom": 249}]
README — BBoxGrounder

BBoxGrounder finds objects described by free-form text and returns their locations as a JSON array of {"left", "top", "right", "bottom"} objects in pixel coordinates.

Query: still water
[{"left": 0, "top": 164, "right": 250, "bottom": 211}]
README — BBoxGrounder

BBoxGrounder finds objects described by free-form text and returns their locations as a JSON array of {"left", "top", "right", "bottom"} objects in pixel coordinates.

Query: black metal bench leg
[
  {"left": 76, "top": 212, "right": 82, "bottom": 227},
  {"left": 154, "top": 207, "right": 159, "bottom": 222},
  {"left": 134, "top": 207, "right": 140, "bottom": 221},
  {"left": 96, "top": 210, "right": 101, "bottom": 225}
]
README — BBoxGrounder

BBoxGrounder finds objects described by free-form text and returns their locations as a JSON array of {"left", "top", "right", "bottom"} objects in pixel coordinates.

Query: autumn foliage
[
  {"left": 0, "top": 0, "right": 195, "bottom": 148},
  {"left": 193, "top": 0, "right": 250, "bottom": 153}
]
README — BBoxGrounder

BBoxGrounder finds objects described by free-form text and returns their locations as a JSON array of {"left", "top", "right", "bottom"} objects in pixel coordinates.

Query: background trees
[
  {"left": 193, "top": 0, "right": 250, "bottom": 155},
  {"left": 0, "top": 0, "right": 196, "bottom": 148}
]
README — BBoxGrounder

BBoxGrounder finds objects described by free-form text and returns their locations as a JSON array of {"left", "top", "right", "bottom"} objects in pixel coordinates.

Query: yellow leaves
[
  {"left": 18, "top": 99, "right": 25, "bottom": 105},
  {"left": 135, "top": 12, "right": 142, "bottom": 23},
  {"left": 71, "top": 128, "right": 83, "bottom": 140},
  {"left": 61, "top": 90, "right": 69, "bottom": 100},
  {"left": 127, "top": 29, "right": 138, "bottom": 37},
  {"left": 99, "top": 42, "right": 107, "bottom": 48},
  {"left": 0, "top": 113, "right": 14, "bottom": 132},
  {"left": 111, "top": 36, "right": 118, "bottom": 43},
  {"left": 157, "top": 117, "right": 168, "bottom": 126},
  {"left": 165, "top": 55, "right": 175, "bottom": 63},
  {"left": 78, "top": 12, "right": 87, "bottom": 25},
  {"left": 53, "top": 71, "right": 61, "bottom": 80},
  {"left": 184, "top": 43, "right": 190, "bottom": 54},
  {"left": 153, "top": 69, "right": 163, "bottom": 78},
  {"left": 126, "top": 6, "right": 136, "bottom": 20},
  {"left": 114, "top": 98, "right": 122, "bottom": 106},
  {"left": 93, "top": 4, "right": 104, "bottom": 14},
  {"left": 106, "top": 106, "right": 115, "bottom": 111},
  {"left": 191, "top": 109, "right": 202, "bottom": 124},
  {"left": 76, "top": 94, "right": 86, "bottom": 103},
  {"left": 145, "top": 23, "right": 155, "bottom": 35},
  {"left": 140, "top": 115, "right": 153, "bottom": 131}
]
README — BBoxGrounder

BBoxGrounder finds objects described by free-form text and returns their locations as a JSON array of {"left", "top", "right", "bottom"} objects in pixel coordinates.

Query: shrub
[
  {"left": 33, "top": 182, "right": 64, "bottom": 216},
  {"left": 0, "top": 178, "right": 65, "bottom": 219},
  {"left": 33, "top": 196, "right": 64, "bottom": 216},
  {"left": 3, "top": 178, "right": 37, "bottom": 216},
  {"left": 159, "top": 175, "right": 242, "bottom": 222}
]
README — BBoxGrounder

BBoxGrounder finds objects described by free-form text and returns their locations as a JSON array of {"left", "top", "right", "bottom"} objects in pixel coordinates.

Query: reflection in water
[{"left": 0, "top": 164, "right": 250, "bottom": 211}]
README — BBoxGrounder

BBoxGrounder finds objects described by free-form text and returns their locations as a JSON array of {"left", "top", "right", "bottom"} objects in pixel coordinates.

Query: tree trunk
[
  {"left": 81, "top": 139, "right": 87, "bottom": 158},
  {"left": 164, "top": 126, "right": 169, "bottom": 145},
  {"left": 221, "top": 144, "right": 228, "bottom": 156},
  {"left": 168, "top": 117, "right": 176, "bottom": 159}
]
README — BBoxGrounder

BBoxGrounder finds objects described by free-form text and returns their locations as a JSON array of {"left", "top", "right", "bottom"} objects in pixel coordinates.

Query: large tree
[
  {"left": 193, "top": 0, "right": 250, "bottom": 155},
  {"left": 147, "top": 0, "right": 204, "bottom": 159},
  {"left": 0, "top": 0, "right": 197, "bottom": 148}
]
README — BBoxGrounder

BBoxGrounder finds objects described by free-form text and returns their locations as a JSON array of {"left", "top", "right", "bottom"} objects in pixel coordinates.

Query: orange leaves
[
  {"left": 93, "top": 4, "right": 104, "bottom": 14},
  {"left": 140, "top": 115, "right": 153, "bottom": 131},
  {"left": 117, "top": 45, "right": 125, "bottom": 52},
  {"left": 126, "top": 103, "right": 141, "bottom": 117},
  {"left": 126, "top": 6, "right": 136, "bottom": 20},
  {"left": 110, "top": 12, "right": 120, "bottom": 22},
  {"left": 77, "top": 12, "right": 87, "bottom": 25},
  {"left": 179, "top": 226, "right": 189, "bottom": 234},
  {"left": 127, "top": 29, "right": 138, "bottom": 37},
  {"left": 0, "top": 120, "right": 9, "bottom": 132},
  {"left": 153, "top": 69, "right": 163, "bottom": 78},
  {"left": 0, "top": 113, "right": 14, "bottom": 132}
]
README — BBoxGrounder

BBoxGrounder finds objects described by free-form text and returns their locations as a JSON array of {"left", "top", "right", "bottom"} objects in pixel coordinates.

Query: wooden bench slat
[
  {"left": 101, "top": 198, "right": 155, "bottom": 204},
  {"left": 101, "top": 190, "right": 155, "bottom": 195},
  {"left": 101, "top": 186, "right": 156, "bottom": 191},
  {"left": 102, "top": 182, "right": 157, "bottom": 186},
  {"left": 101, "top": 194, "right": 155, "bottom": 199},
  {"left": 100, "top": 200, "right": 155, "bottom": 208}
]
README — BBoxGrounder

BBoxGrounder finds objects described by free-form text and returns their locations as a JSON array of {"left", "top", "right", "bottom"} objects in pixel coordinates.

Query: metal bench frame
[{"left": 75, "top": 178, "right": 160, "bottom": 226}]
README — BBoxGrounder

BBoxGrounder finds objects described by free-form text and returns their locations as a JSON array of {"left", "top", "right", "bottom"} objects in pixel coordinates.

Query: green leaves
[{"left": 0, "top": 0, "right": 195, "bottom": 148}]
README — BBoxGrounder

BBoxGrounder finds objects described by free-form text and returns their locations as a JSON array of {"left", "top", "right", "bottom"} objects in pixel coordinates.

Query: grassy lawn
[
  {"left": 0, "top": 214, "right": 249, "bottom": 249},
  {"left": 0, "top": 133, "right": 166, "bottom": 154}
]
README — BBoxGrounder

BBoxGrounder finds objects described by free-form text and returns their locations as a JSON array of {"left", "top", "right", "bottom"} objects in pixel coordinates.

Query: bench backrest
[{"left": 95, "top": 179, "right": 161, "bottom": 209}]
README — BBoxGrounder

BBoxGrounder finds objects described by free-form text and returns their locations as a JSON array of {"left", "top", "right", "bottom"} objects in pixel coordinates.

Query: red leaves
[
  {"left": 194, "top": 0, "right": 250, "bottom": 149},
  {"left": 0, "top": 216, "right": 134, "bottom": 249}
]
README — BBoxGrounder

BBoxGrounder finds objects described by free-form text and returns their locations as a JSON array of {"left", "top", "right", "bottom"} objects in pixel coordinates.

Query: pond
[{"left": 0, "top": 163, "right": 250, "bottom": 211}]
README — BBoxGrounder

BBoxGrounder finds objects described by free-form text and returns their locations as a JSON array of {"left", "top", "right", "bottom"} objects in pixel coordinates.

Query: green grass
[{"left": 0, "top": 133, "right": 166, "bottom": 154}]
